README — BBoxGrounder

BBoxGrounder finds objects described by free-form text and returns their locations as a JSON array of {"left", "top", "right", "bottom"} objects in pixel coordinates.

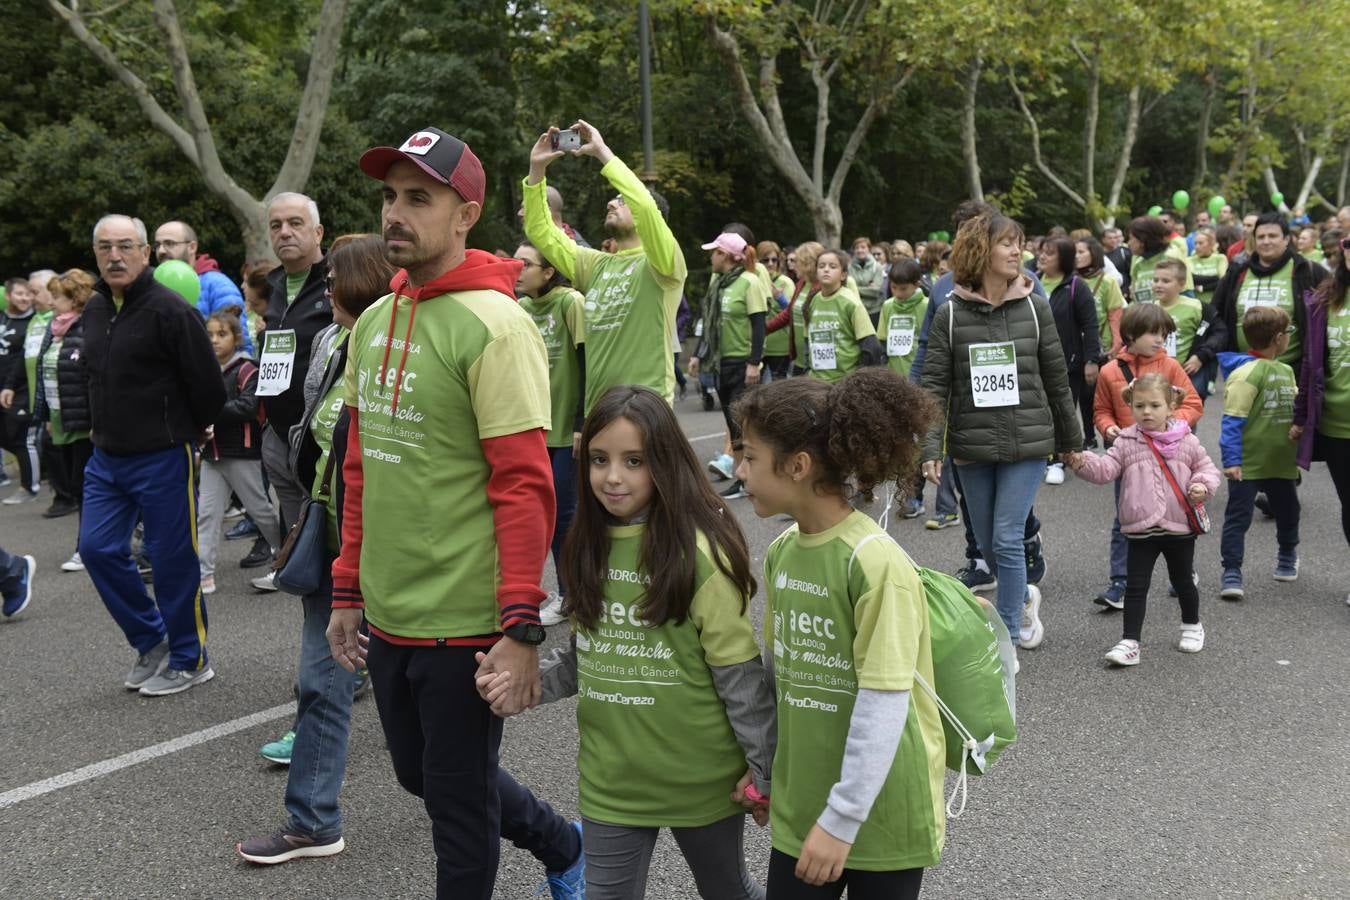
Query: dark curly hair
[{"left": 733, "top": 368, "right": 938, "bottom": 502}]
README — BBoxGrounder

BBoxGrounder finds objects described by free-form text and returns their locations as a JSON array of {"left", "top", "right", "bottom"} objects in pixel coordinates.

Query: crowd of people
[{"left": 1, "top": 118, "right": 1347, "bottom": 900}]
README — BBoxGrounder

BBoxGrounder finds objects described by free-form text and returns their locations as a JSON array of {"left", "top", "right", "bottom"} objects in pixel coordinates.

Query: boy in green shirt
[
  {"left": 1217, "top": 306, "right": 1301, "bottom": 600},
  {"left": 877, "top": 259, "right": 927, "bottom": 379},
  {"left": 524, "top": 120, "right": 687, "bottom": 410}
]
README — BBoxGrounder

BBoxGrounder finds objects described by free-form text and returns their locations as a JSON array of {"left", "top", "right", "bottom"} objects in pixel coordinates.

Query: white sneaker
[
  {"left": 1044, "top": 463, "right": 1065, "bottom": 485},
  {"left": 223, "top": 505, "right": 244, "bottom": 520},
  {"left": 201, "top": 575, "right": 216, "bottom": 596},
  {"left": 1019, "top": 585, "right": 1044, "bottom": 648},
  {"left": 1178, "top": 623, "right": 1205, "bottom": 653},
  {"left": 251, "top": 571, "right": 278, "bottom": 592},
  {"left": 2, "top": 488, "right": 39, "bottom": 505},
  {"left": 539, "top": 591, "right": 567, "bottom": 626},
  {"left": 60, "top": 552, "right": 84, "bottom": 572},
  {"left": 706, "top": 453, "right": 734, "bottom": 481},
  {"left": 1105, "top": 639, "right": 1141, "bottom": 666}
]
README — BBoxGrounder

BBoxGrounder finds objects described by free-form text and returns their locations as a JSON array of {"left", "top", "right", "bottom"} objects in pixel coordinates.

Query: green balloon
[
  {"left": 927, "top": 232, "right": 938, "bottom": 242},
  {"left": 1208, "top": 195, "right": 1225, "bottom": 218},
  {"left": 1148, "top": 205, "right": 1163, "bottom": 217},
  {"left": 937, "top": 230, "right": 950, "bottom": 242},
  {"left": 1270, "top": 191, "right": 1285, "bottom": 207},
  {"left": 1172, "top": 189, "right": 1190, "bottom": 210},
  {"left": 153, "top": 260, "right": 200, "bottom": 305}
]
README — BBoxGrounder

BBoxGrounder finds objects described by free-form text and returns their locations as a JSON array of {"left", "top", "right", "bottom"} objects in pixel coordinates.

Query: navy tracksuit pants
[{"left": 80, "top": 444, "right": 209, "bottom": 671}]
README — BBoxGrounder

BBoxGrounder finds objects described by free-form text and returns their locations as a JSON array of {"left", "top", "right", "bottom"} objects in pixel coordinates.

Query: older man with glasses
[
  {"left": 80, "top": 214, "right": 225, "bottom": 696},
  {"left": 154, "top": 220, "right": 253, "bottom": 354}
]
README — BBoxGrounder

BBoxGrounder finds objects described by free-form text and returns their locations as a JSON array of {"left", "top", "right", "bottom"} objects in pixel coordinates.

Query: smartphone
[{"left": 551, "top": 129, "right": 582, "bottom": 152}]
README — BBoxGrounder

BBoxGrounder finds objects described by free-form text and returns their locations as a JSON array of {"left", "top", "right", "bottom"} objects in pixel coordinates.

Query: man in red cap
[{"left": 324, "top": 126, "right": 585, "bottom": 899}]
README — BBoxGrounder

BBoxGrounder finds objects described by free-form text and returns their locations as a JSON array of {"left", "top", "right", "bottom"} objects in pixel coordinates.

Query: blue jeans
[
  {"left": 1220, "top": 478, "right": 1300, "bottom": 569},
  {"left": 955, "top": 458, "right": 1046, "bottom": 639},
  {"left": 81, "top": 444, "right": 208, "bottom": 671},
  {"left": 285, "top": 555, "right": 355, "bottom": 839},
  {"left": 1109, "top": 478, "right": 1127, "bottom": 582},
  {"left": 548, "top": 446, "right": 577, "bottom": 596}
]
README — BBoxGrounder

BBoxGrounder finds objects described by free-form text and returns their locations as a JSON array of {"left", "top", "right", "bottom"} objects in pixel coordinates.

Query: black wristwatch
[{"left": 503, "top": 622, "right": 547, "bottom": 645}]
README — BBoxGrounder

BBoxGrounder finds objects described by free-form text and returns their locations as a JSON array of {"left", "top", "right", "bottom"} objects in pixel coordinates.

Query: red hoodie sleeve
[
  {"left": 331, "top": 406, "right": 365, "bottom": 609},
  {"left": 482, "top": 428, "right": 554, "bottom": 630}
]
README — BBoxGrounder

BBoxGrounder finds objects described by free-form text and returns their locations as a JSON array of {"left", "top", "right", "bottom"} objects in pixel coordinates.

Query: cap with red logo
[{"left": 359, "top": 127, "right": 486, "bottom": 206}]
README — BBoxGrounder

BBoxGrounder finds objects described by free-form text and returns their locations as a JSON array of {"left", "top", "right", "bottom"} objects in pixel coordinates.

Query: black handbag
[{"left": 272, "top": 450, "right": 337, "bottom": 595}]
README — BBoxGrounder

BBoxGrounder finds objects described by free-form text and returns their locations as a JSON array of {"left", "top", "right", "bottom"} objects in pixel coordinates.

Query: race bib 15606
[
  {"left": 968, "top": 341, "right": 1018, "bottom": 407},
  {"left": 886, "top": 315, "right": 915, "bottom": 357},
  {"left": 256, "top": 329, "right": 297, "bottom": 397}
]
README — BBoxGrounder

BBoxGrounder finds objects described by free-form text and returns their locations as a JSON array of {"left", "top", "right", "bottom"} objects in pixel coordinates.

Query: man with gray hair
[
  {"left": 154, "top": 219, "right": 253, "bottom": 354},
  {"left": 253, "top": 192, "right": 330, "bottom": 592},
  {"left": 80, "top": 214, "right": 224, "bottom": 695}
]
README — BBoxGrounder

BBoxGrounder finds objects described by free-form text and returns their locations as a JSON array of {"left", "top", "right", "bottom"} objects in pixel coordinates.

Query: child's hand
[
  {"left": 1061, "top": 451, "right": 1084, "bottom": 470},
  {"left": 1187, "top": 483, "right": 1207, "bottom": 504},
  {"left": 1182, "top": 355, "right": 1202, "bottom": 375},
  {"left": 1105, "top": 425, "right": 1121, "bottom": 440},
  {"left": 472, "top": 652, "right": 517, "bottom": 715},
  {"left": 795, "top": 824, "right": 852, "bottom": 886},
  {"left": 1288, "top": 425, "right": 1303, "bottom": 441},
  {"left": 1224, "top": 466, "right": 1243, "bottom": 481}
]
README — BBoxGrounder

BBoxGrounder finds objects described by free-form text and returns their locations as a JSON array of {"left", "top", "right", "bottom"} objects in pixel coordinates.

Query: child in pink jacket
[{"left": 1071, "top": 373, "right": 1221, "bottom": 667}]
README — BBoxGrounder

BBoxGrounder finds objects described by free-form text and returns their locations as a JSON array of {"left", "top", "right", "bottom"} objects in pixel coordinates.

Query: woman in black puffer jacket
[
  {"left": 34, "top": 270, "right": 95, "bottom": 568},
  {"left": 920, "top": 213, "right": 1083, "bottom": 656}
]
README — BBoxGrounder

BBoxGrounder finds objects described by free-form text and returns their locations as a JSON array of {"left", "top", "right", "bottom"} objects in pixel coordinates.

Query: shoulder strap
[
  {"left": 1143, "top": 434, "right": 1201, "bottom": 533},
  {"left": 235, "top": 360, "right": 258, "bottom": 392},
  {"left": 1027, "top": 294, "right": 1041, "bottom": 342},
  {"left": 1118, "top": 359, "right": 1134, "bottom": 383}
]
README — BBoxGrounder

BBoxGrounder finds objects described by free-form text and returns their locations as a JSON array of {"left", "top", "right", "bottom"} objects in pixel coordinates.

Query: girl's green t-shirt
[
  {"left": 764, "top": 511, "right": 945, "bottom": 871},
  {"left": 1130, "top": 247, "right": 1194, "bottom": 304},
  {"left": 574, "top": 524, "right": 761, "bottom": 827},
  {"left": 1188, "top": 252, "right": 1228, "bottom": 304},
  {"left": 804, "top": 288, "right": 875, "bottom": 383},
  {"left": 764, "top": 274, "right": 794, "bottom": 358},
  {"left": 877, "top": 294, "right": 928, "bottom": 378},
  {"left": 519, "top": 286, "right": 586, "bottom": 448},
  {"left": 1320, "top": 303, "right": 1350, "bottom": 438},
  {"left": 717, "top": 270, "right": 769, "bottom": 361},
  {"left": 1088, "top": 274, "right": 1126, "bottom": 351},
  {"left": 791, "top": 285, "right": 810, "bottom": 365}
]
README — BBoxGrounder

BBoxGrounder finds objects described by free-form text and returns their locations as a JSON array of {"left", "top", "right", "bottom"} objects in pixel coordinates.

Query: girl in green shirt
[
  {"left": 734, "top": 368, "right": 946, "bottom": 898},
  {"left": 804, "top": 250, "right": 882, "bottom": 383},
  {"left": 481, "top": 385, "right": 774, "bottom": 899}
]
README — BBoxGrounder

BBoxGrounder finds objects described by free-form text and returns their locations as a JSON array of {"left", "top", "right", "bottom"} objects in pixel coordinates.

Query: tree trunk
[
  {"left": 961, "top": 58, "right": 984, "bottom": 201},
  {"left": 1102, "top": 85, "right": 1143, "bottom": 230},
  {"left": 1194, "top": 68, "right": 1215, "bottom": 186},
  {"left": 1338, "top": 143, "right": 1350, "bottom": 207},
  {"left": 47, "top": 0, "right": 349, "bottom": 259},
  {"left": 1082, "top": 54, "right": 1099, "bottom": 209},
  {"left": 1262, "top": 163, "right": 1288, "bottom": 212}
]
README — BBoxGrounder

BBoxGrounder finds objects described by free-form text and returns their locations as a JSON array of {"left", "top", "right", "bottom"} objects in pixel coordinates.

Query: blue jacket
[{"left": 197, "top": 270, "right": 253, "bottom": 355}]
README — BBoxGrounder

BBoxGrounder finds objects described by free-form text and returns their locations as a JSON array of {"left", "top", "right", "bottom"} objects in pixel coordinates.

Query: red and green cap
[{"left": 359, "top": 126, "right": 485, "bottom": 206}]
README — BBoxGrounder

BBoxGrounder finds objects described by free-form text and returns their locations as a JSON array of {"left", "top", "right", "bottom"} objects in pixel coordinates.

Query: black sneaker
[
  {"left": 226, "top": 518, "right": 261, "bottom": 541},
  {"left": 955, "top": 561, "right": 997, "bottom": 592},
  {"left": 1025, "top": 533, "right": 1047, "bottom": 586},
  {"left": 1254, "top": 492, "right": 1275, "bottom": 519},
  {"left": 702, "top": 391, "right": 715, "bottom": 412},
  {"left": 240, "top": 536, "right": 273, "bottom": 569},
  {"left": 42, "top": 499, "right": 79, "bottom": 519},
  {"left": 236, "top": 829, "right": 345, "bottom": 865},
  {"left": 720, "top": 480, "right": 748, "bottom": 500}
]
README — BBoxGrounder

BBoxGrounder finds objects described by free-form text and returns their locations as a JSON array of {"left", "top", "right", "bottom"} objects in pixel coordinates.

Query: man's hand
[
  {"left": 1224, "top": 465, "right": 1243, "bottom": 481},
  {"left": 0, "top": 388, "right": 13, "bottom": 410},
  {"left": 921, "top": 459, "right": 941, "bottom": 486},
  {"left": 731, "top": 771, "right": 770, "bottom": 827},
  {"left": 326, "top": 608, "right": 367, "bottom": 673},
  {"left": 474, "top": 637, "right": 540, "bottom": 715},
  {"left": 473, "top": 655, "right": 518, "bottom": 716},
  {"left": 1182, "top": 355, "right": 1202, "bottom": 375},
  {"left": 1084, "top": 361, "right": 1099, "bottom": 386},
  {"left": 795, "top": 824, "right": 851, "bottom": 886},
  {"left": 745, "top": 362, "right": 761, "bottom": 385},
  {"left": 1187, "top": 483, "right": 1208, "bottom": 504},
  {"left": 526, "top": 129, "right": 566, "bottom": 185},
  {"left": 570, "top": 119, "right": 615, "bottom": 166},
  {"left": 688, "top": 356, "right": 700, "bottom": 379}
]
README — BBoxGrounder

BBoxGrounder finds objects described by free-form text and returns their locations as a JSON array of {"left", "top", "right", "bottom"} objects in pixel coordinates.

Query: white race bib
[
  {"left": 256, "top": 329, "right": 297, "bottom": 397},
  {"left": 886, "top": 314, "right": 915, "bottom": 358},
  {"left": 1164, "top": 331, "right": 1178, "bottom": 358},
  {"left": 809, "top": 329, "right": 837, "bottom": 371},
  {"left": 24, "top": 327, "right": 43, "bottom": 359},
  {"left": 968, "top": 341, "right": 1018, "bottom": 408}
]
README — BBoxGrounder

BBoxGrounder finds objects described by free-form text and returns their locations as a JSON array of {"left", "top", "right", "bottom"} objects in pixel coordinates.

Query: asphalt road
[{"left": 2, "top": 391, "right": 1348, "bottom": 899}]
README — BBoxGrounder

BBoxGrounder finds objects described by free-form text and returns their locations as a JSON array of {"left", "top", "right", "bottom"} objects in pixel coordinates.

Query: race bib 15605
[{"left": 809, "top": 330, "right": 837, "bottom": 371}]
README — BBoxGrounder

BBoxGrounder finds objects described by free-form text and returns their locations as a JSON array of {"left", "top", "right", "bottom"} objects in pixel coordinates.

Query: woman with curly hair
[{"left": 919, "top": 212, "right": 1083, "bottom": 656}]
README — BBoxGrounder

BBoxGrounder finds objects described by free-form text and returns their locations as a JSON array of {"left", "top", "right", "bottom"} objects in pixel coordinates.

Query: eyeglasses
[
  {"left": 93, "top": 240, "right": 143, "bottom": 256},
  {"left": 154, "top": 239, "right": 190, "bottom": 250}
]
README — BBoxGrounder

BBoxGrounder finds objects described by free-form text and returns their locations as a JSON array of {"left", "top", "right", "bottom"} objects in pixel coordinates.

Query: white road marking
[
  {"left": 0, "top": 702, "right": 295, "bottom": 811},
  {"left": 687, "top": 432, "right": 724, "bottom": 443}
]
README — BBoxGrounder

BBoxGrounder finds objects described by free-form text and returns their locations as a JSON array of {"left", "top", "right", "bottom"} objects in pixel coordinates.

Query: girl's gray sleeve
[
  {"left": 539, "top": 637, "right": 579, "bottom": 704},
  {"left": 710, "top": 654, "right": 778, "bottom": 796},
  {"left": 815, "top": 688, "right": 909, "bottom": 844}
]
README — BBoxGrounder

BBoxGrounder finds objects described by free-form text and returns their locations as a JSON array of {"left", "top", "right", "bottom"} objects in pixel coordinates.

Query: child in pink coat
[{"left": 1071, "top": 373, "right": 1221, "bottom": 667}]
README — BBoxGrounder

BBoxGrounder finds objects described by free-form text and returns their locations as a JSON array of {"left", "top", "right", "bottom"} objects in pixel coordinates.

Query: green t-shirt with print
[
  {"left": 286, "top": 270, "right": 309, "bottom": 306},
  {"left": 523, "top": 157, "right": 687, "bottom": 410},
  {"left": 764, "top": 510, "right": 945, "bottom": 871},
  {"left": 1087, "top": 274, "right": 1126, "bottom": 351},
  {"left": 309, "top": 327, "right": 349, "bottom": 553},
  {"left": 22, "top": 310, "right": 53, "bottom": 412},
  {"left": 1130, "top": 247, "right": 1194, "bottom": 304},
  {"left": 878, "top": 293, "right": 928, "bottom": 378},
  {"left": 344, "top": 288, "right": 552, "bottom": 639},
  {"left": 764, "top": 274, "right": 793, "bottom": 358},
  {"left": 1159, "top": 295, "right": 1204, "bottom": 362},
  {"left": 804, "top": 287, "right": 875, "bottom": 384},
  {"left": 1319, "top": 303, "right": 1350, "bottom": 438},
  {"left": 1188, "top": 252, "right": 1228, "bottom": 304},
  {"left": 1223, "top": 356, "right": 1298, "bottom": 480},
  {"left": 718, "top": 270, "right": 769, "bottom": 361},
  {"left": 791, "top": 285, "right": 810, "bottom": 365},
  {"left": 575, "top": 524, "right": 760, "bottom": 828},
  {"left": 519, "top": 286, "right": 586, "bottom": 448},
  {"left": 1235, "top": 258, "right": 1302, "bottom": 365}
]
